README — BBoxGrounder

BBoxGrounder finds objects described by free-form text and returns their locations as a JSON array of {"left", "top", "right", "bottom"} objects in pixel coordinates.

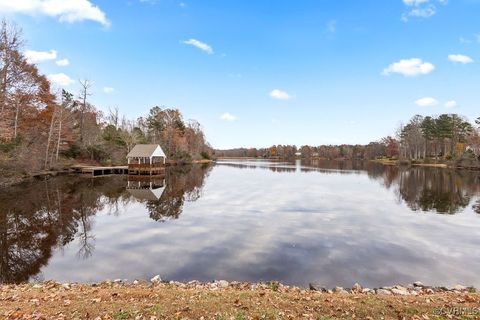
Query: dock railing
[{"left": 128, "top": 163, "right": 165, "bottom": 169}]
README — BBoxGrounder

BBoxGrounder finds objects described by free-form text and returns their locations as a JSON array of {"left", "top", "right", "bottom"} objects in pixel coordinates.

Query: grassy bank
[
  {"left": 370, "top": 158, "right": 399, "bottom": 166},
  {"left": 371, "top": 158, "right": 449, "bottom": 168},
  {"left": 1, "top": 281, "right": 479, "bottom": 319},
  {"left": 370, "top": 158, "right": 480, "bottom": 170}
]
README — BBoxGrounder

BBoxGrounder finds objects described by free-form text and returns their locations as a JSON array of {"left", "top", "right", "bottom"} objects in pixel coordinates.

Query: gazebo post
[{"left": 150, "top": 156, "right": 152, "bottom": 176}]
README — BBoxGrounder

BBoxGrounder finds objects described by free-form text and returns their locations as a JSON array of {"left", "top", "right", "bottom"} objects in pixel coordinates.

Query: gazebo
[
  {"left": 126, "top": 144, "right": 166, "bottom": 175},
  {"left": 127, "top": 177, "right": 166, "bottom": 201}
]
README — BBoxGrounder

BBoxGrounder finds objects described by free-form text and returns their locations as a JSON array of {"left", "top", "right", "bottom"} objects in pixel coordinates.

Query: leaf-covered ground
[{"left": 1, "top": 281, "right": 479, "bottom": 320}]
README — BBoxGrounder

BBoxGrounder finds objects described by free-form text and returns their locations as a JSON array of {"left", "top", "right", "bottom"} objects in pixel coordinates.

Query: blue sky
[{"left": 1, "top": 0, "right": 479, "bottom": 148}]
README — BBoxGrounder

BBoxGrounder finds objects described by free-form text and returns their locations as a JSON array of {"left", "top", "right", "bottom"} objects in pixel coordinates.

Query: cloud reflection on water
[{"left": 1, "top": 160, "right": 480, "bottom": 287}]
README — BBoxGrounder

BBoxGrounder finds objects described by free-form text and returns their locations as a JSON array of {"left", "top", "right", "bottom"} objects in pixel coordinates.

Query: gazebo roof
[
  {"left": 126, "top": 144, "right": 166, "bottom": 158},
  {"left": 127, "top": 186, "right": 166, "bottom": 201}
]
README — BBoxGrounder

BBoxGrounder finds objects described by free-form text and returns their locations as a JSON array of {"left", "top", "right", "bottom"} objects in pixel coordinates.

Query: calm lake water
[{"left": 1, "top": 159, "right": 480, "bottom": 288}]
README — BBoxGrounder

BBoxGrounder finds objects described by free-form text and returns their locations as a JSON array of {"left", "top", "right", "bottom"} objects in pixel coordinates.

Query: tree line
[
  {"left": 0, "top": 20, "right": 212, "bottom": 178},
  {"left": 216, "top": 114, "right": 480, "bottom": 166}
]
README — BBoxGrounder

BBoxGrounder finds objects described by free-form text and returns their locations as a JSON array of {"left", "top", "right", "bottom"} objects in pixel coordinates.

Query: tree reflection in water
[
  {"left": 0, "top": 164, "right": 212, "bottom": 283},
  {"left": 376, "top": 167, "right": 479, "bottom": 214},
  {"left": 0, "top": 161, "right": 478, "bottom": 284},
  {"left": 218, "top": 159, "right": 480, "bottom": 215},
  {"left": 128, "top": 164, "right": 213, "bottom": 222},
  {"left": 473, "top": 200, "right": 480, "bottom": 214},
  {"left": 0, "top": 176, "right": 128, "bottom": 283},
  {"left": 296, "top": 160, "right": 480, "bottom": 214}
]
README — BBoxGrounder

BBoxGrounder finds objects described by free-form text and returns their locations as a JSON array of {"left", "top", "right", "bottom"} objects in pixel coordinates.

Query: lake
[{"left": 1, "top": 159, "right": 480, "bottom": 288}]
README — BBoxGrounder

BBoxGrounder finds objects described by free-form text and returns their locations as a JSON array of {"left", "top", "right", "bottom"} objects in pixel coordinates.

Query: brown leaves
[
  {"left": 1, "top": 283, "right": 480, "bottom": 319},
  {"left": 464, "top": 295, "right": 476, "bottom": 303}
]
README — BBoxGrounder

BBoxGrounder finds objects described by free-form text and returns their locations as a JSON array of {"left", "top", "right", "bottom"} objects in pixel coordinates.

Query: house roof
[{"left": 126, "top": 144, "right": 166, "bottom": 158}]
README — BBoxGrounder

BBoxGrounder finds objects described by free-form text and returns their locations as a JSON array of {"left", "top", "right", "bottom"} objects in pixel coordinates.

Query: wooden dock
[
  {"left": 71, "top": 165, "right": 129, "bottom": 177},
  {"left": 71, "top": 164, "right": 166, "bottom": 177}
]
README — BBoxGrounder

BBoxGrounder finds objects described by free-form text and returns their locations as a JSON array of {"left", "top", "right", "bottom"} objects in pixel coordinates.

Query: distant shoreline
[
  {"left": 2, "top": 157, "right": 478, "bottom": 189},
  {"left": 217, "top": 156, "right": 480, "bottom": 170}
]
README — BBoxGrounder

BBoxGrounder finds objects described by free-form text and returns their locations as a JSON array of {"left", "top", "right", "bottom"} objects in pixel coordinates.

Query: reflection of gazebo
[
  {"left": 127, "top": 144, "right": 166, "bottom": 175},
  {"left": 127, "top": 177, "right": 166, "bottom": 201}
]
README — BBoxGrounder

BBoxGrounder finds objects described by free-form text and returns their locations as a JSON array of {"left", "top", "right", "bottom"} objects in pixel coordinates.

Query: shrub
[
  {"left": 269, "top": 281, "right": 280, "bottom": 292},
  {"left": 171, "top": 150, "right": 192, "bottom": 163},
  {"left": 62, "top": 144, "right": 81, "bottom": 159},
  {"left": 0, "top": 136, "right": 22, "bottom": 153}
]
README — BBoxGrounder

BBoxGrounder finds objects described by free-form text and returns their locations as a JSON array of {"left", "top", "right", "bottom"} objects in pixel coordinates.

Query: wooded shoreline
[
  {"left": 3, "top": 156, "right": 480, "bottom": 189},
  {"left": 1, "top": 20, "right": 214, "bottom": 188}
]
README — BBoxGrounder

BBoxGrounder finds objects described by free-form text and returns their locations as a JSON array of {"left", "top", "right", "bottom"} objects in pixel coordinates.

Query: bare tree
[
  {"left": 55, "top": 90, "right": 74, "bottom": 161},
  {"left": 108, "top": 106, "right": 119, "bottom": 128},
  {"left": 44, "top": 103, "right": 57, "bottom": 169},
  {"left": 78, "top": 79, "right": 92, "bottom": 144},
  {"left": 0, "top": 19, "right": 24, "bottom": 119}
]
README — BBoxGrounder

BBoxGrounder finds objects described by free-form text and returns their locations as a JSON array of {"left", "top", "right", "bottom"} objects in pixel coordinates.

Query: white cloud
[
  {"left": 401, "top": 0, "right": 447, "bottom": 21},
  {"left": 103, "top": 87, "right": 115, "bottom": 94},
  {"left": 444, "top": 100, "right": 457, "bottom": 108},
  {"left": 56, "top": 58, "right": 70, "bottom": 66},
  {"left": 448, "top": 54, "right": 474, "bottom": 64},
  {"left": 220, "top": 112, "right": 237, "bottom": 121},
  {"left": 0, "top": 0, "right": 110, "bottom": 26},
  {"left": 182, "top": 39, "right": 213, "bottom": 54},
  {"left": 403, "top": 0, "right": 429, "bottom": 6},
  {"left": 382, "top": 58, "right": 435, "bottom": 77},
  {"left": 47, "top": 73, "right": 74, "bottom": 87},
  {"left": 24, "top": 49, "right": 57, "bottom": 63},
  {"left": 406, "top": 6, "right": 436, "bottom": 18},
  {"left": 415, "top": 97, "right": 439, "bottom": 107},
  {"left": 270, "top": 89, "right": 294, "bottom": 100}
]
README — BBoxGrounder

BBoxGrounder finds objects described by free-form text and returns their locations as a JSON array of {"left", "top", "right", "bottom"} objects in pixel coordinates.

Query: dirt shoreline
[
  {"left": 371, "top": 159, "right": 449, "bottom": 168},
  {"left": 371, "top": 159, "right": 480, "bottom": 170},
  {"left": 1, "top": 281, "right": 479, "bottom": 319}
]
